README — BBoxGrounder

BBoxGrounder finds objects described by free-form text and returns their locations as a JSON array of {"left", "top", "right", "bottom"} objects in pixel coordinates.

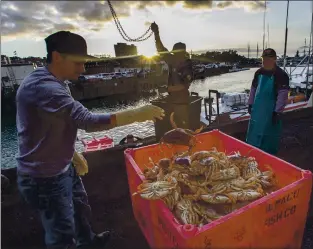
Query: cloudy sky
[{"left": 1, "top": 1, "right": 312, "bottom": 58}]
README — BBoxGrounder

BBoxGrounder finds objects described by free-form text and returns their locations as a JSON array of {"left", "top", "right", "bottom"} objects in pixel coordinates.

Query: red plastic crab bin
[{"left": 124, "top": 130, "right": 313, "bottom": 249}]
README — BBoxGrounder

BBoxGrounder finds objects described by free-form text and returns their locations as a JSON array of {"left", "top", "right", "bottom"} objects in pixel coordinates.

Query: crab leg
[{"left": 170, "top": 112, "right": 178, "bottom": 129}]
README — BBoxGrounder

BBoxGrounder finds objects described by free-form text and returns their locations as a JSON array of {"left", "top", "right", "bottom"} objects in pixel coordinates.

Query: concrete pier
[{"left": 69, "top": 73, "right": 168, "bottom": 101}]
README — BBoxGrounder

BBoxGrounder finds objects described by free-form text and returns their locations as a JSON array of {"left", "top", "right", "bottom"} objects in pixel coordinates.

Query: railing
[{"left": 203, "top": 89, "right": 248, "bottom": 125}]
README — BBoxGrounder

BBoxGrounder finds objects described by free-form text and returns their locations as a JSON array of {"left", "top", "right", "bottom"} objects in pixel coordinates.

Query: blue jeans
[{"left": 17, "top": 165, "right": 95, "bottom": 249}]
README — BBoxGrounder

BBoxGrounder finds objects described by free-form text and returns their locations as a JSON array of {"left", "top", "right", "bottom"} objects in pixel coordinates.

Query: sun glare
[{"left": 143, "top": 51, "right": 157, "bottom": 58}]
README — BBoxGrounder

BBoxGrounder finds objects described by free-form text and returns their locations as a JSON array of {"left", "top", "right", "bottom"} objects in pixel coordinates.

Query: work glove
[
  {"left": 72, "top": 151, "right": 88, "bottom": 176},
  {"left": 115, "top": 105, "right": 165, "bottom": 126},
  {"left": 248, "top": 105, "right": 252, "bottom": 114},
  {"left": 272, "top": 112, "right": 281, "bottom": 125}
]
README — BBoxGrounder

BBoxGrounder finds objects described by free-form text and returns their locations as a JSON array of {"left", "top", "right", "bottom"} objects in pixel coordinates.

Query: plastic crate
[
  {"left": 124, "top": 130, "right": 313, "bottom": 249},
  {"left": 80, "top": 136, "right": 114, "bottom": 152}
]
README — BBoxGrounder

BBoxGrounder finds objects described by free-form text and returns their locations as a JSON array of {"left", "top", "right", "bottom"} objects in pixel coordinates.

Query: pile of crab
[{"left": 133, "top": 148, "right": 277, "bottom": 227}]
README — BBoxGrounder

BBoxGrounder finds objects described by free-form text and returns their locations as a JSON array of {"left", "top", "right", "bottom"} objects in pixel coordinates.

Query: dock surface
[{"left": 1, "top": 114, "right": 313, "bottom": 249}]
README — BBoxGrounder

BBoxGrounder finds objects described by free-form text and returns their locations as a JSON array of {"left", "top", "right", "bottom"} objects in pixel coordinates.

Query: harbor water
[{"left": 1, "top": 67, "right": 302, "bottom": 169}]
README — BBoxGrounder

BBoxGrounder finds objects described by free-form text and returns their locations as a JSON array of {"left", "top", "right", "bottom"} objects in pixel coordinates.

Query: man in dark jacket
[
  {"left": 150, "top": 22, "right": 193, "bottom": 103},
  {"left": 246, "top": 48, "right": 289, "bottom": 155}
]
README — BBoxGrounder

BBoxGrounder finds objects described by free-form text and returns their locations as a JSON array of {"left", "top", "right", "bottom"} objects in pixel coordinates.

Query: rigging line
[
  {"left": 108, "top": 0, "right": 150, "bottom": 41},
  {"left": 107, "top": 0, "right": 153, "bottom": 42}
]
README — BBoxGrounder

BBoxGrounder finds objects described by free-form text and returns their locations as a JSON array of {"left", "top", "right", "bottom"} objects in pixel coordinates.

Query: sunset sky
[{"left": 1, "top": 1, "right": 312, "bottom": 58}]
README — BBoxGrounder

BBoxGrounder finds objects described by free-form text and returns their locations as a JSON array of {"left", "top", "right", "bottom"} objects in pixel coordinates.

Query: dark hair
[{"left": 172, "top": 42, "right": 186, "bottom": 52}]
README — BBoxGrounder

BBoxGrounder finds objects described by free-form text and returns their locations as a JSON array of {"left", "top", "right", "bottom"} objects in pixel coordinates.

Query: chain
[{"left": 107, "top": 0, "right": 153, "bottom": 42}]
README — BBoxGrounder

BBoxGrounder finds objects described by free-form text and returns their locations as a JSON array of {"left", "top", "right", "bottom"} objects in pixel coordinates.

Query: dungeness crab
[
  {"left": 159, "top": 112, "right": 204, "bottom": 153},
  {"left": 132, "top": 179, "right": 177, "bottom": 200}
]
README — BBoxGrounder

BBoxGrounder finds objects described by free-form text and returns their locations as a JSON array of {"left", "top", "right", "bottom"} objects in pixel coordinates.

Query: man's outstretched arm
[
  {"left": 151, "top": 22, "right": 171, "bottom": 61},
  {"left": 37, "top": 81, "right": 165, "bottom": 132}
]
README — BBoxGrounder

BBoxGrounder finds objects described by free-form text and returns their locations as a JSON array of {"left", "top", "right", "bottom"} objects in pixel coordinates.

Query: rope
[{"left": 107, "top": 0, "right": 153, "bottom": 42}]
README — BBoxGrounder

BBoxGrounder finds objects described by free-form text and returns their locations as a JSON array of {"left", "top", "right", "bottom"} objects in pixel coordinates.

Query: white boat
[
  {"left": 228, "top": 66, "right": 250, "bottom": 73},
  {"left": 200, "top": 90, "right": 313, "bottom": 126},
  {"left": 1, "top": 64, "right": 35, "bottom": 87},
  {"left": 290, "top": 73, "right": 313, "bottom": 91},
  {"left": 287, "top": 0, "right": 313, "bottom": 93}
]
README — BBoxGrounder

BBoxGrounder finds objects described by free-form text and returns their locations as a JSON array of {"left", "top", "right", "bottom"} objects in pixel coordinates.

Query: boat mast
[
  {"left": 248, "top": 43, "right": 250, "bottom": 59},
  {"left": 283, "top": 0, "right": 290, "bottom": 72},
  {"left": 305, "top": 1, "right": 313, "bottom": 97},
  {"left": 262, "top": 1, "right": 267, "bottom": 51},
  {"left": 267, "top": 23, "right": 270, "bottom": 48}
]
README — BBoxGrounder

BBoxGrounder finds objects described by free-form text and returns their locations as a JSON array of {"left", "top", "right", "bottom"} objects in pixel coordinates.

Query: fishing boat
[
  {"left": 290, "top": 67, "right": 313, "bottom": 93},
  {"left": 200, "top": 89, "right": 313, "bottom": 127},
  {"left": 228, "top": 65, "right": 250, "bottom": 73},
  {"left": 287, "top": 0, "right": 313, "bottom": 97}
]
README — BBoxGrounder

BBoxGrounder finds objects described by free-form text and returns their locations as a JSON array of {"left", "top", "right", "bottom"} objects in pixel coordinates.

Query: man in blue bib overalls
[{"left": 246, "top": 48, "right": 289, "bottom": 155}]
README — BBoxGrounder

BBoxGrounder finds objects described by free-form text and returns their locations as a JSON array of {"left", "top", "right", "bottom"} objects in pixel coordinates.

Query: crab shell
[
  {"left": 228, "top": 190, "right": 263, "bottom": 202},
  {"left": 177, "top": 209, "right": 201, "bottom": 225},
  {"left": 209, "top": 177, "right": 262, "bottom": 195},
  {"left": 228, "top": 155, "right": 258, "bottom": 171},
  {"left": 199, "top": 194, "right": 234, "bottom": 204},
  {"left": 175, "top": 199, "right": 202, "bottom": 225},
  {"left": 210, "top": 166, "right": 241, "bottom": 181},
  {"left": 160, "top": 128, "right": 196, "bottom": 147},
  {"left": 133, "top": 181, "right": 177, "bottom": 200},
  {"left": 190, "top": 151, "right": 212, "bottom": 162},
  {"left": 209, "top": 181, "right": 243, "bottom": 194},
  {"left": 162, "top": 187, "right": 181, "bottom": 210},
  {"left": 193, "top": 203, "right": 222, "bottom": 221},
  {"left": 242, "top": 165, "right": 262, "bottom": 180},
  {"left": 258, "top": 171, "right": 276, "bottom": 188}
]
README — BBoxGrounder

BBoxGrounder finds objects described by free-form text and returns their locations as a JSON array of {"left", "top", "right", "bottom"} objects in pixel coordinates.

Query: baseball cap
[
  {"left": 45, "top": 31, "right": 98, "bottom": 62},
  {"left": 171, "top": 42, "right": 186, "bottom": 54},
  {"left": 261, "top": 48, "right": 277, "bottom": 58}
]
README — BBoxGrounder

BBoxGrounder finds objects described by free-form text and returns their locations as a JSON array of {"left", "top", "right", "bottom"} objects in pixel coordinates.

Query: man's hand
[
  {"left": 72, "top": 151, "right": 88, "bottom": 176},
  {"left": 135, "top": 105, "right": 165, "bottom": 122},
  {"left": 248, "top": 105, "right": 252, "bottom": 114},
  {"left": 272, "top": 112, "right": 281, "bottom": 125},
  {"left": 151, "top": 22, "right": 159, "bottom": 33},
  {"left": 115, "top": 105, "right": 165, "bottom": 126}
]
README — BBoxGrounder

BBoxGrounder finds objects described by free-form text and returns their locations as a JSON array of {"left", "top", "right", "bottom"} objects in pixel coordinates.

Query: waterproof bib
[{"left": 246, "top": 74, "right": 282, "bottom": 155}]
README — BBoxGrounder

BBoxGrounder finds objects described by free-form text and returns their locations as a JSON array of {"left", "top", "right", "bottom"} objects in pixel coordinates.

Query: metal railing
[{"left": 203, "top": 90, "right": 249, "bottom": 125}]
